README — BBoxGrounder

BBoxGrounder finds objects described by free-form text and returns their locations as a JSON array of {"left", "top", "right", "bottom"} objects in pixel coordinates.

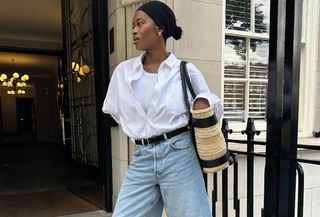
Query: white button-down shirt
[{"left": 102, "top": 53, "right": 223, "bottom": 139}]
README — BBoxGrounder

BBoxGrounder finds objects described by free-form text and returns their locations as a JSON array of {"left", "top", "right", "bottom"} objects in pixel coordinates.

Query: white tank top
[{"left": 132, "top": 69, "right": 158, "bottom": 113}]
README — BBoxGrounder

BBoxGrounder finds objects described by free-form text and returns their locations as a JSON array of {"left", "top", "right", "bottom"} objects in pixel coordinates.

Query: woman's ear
[{"left": 155, "top": 26, "right": 163, "bottom": 36}]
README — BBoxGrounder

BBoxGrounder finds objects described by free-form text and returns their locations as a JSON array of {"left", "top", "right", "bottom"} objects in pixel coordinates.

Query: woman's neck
[
  {"left": 143, "top": 49, "right": 168, "bottom": 65},
  {"left": 142, "top": 49, "right": 169, "bottom": 73}
]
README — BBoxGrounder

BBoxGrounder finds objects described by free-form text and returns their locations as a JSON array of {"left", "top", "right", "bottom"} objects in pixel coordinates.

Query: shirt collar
[
  {"left": 133, "top": 52, "right": 179, "bottom": 70},
  {"left": 164, "top": 52, "right": 179, "bottom": 68},
  {"left": 133, "top": 52, "right": 145, "bottom": 70},
  {"left": 128, "top": 52, "right": 180, "bottom": 84}
]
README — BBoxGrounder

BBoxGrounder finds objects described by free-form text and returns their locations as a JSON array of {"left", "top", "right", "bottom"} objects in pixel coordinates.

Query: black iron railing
[{"left": 209, "top": 118, "right": 320, "bottom": 217}]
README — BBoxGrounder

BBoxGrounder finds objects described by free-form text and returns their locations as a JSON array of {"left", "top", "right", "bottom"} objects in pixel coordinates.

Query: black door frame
[{"left": 92, "top": 0, "right": 113, "bottom": 212}]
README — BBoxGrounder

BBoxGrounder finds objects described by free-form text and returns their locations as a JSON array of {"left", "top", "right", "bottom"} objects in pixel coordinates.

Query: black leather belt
[{"left": 135, "top": 126, "right": 189, "bottom": 145}]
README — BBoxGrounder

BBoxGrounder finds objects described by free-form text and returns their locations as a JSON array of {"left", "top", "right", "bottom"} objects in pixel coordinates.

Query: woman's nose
[{"left": 132, "top": 26, "right": 138, "bottom": 34}]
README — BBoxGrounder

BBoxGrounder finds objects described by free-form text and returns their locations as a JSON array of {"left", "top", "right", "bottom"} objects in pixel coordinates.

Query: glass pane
[
  {"left": 225, "top": 36, "right": 247, "bottom": 78},
  {"left": 224, "top": 82, "right": 245, "bottom": 121},
  {"left": 226, "top": 0, "right": 251, "bottom": 31},
  {"left": 69, "top": 0, "right": 92, "bottom": 45},
  {"left": 68, "top": 69, "right": 98, "bottom": 166},
  {"left": 249, "top": 82, "right": 267, "bottom": 120},
  {"left": 255, "top": 0, "right": 270, "bottom": 33},
  {"left": 250, "top": 39, "right": 269, "bottom": 79},
  {"left": 66, "top": 0, "right": 98, "bottom": 167}
]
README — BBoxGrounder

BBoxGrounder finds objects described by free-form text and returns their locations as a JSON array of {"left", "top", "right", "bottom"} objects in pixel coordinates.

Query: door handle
[{"left": 60, "top": 110, "right": 66, "bottom": 145}]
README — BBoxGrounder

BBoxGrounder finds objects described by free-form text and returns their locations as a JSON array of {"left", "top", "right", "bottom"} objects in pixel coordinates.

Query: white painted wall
[
  {"left": 314, "top": 1, "right": 320, "bottom": 131},
  {"left": 299, "top": 0, "right": 320, "bottom": 135}
]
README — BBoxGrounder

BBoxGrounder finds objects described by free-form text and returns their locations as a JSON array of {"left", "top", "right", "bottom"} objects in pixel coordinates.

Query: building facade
[
  {"left": 107, "top": 0, "right": 320, "bottom": 216},
  {"left": 0, "top": 0, "right": 319, "bottom": 216}
]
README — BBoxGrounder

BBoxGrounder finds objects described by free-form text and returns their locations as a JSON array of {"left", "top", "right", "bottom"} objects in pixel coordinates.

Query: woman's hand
[{"left": 193, "top": 98, "right": 210, "bottom": 110}]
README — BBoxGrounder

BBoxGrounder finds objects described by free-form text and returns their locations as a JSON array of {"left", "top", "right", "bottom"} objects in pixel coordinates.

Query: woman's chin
[{"left": 135, "top": 45, "right": 145, "bottom": 51}]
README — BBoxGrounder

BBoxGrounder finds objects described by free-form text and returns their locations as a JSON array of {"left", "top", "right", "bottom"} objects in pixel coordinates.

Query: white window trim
[
  {"left": 224, "top": 0, "right": 270, "bottom": 125},
  {"left": 299, "top": 0, "right": 320, "bottom": 136}
]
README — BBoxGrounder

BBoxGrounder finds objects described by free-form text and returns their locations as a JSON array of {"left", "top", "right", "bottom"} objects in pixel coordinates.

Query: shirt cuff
[{"left": 192, "top": 93, "right": 224, "bottom": 120}]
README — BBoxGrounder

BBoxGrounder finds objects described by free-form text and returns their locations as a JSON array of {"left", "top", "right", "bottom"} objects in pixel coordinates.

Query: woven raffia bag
[
  {"left": 180, "top": 61, "right": 230, "bottom": 173},
  {"left": 190, "top": 106, "right": 229, "bottom": 173}
]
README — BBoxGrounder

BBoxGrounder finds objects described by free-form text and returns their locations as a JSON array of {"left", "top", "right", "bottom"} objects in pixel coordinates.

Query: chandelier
[
  {"left": 71, "top": 54, "right": 91, "bottom": 83},
  {"left": 0, "top": 59, "right": 30, "bottom": 95}
]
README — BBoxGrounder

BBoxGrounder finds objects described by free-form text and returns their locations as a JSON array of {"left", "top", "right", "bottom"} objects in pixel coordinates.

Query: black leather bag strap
[
  {"left": 180, "top": 61, "right": 203, "bottom": 165},
  {"left": 183, "top": 64, "right": 196, "bottom": 99},
  {"left": 180, "top": 61, "right": 196, "bottom": 110},
  {"left": 179, "top": 61, "right": 189, "bottom": 110}
]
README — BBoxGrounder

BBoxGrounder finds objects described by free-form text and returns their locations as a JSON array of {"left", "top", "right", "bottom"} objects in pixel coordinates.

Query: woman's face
[{"left": 132, "top": 10, "right": 162, "bottom": 50}]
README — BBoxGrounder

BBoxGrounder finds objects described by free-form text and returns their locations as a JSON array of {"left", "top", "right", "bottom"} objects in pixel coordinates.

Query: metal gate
[{"left": 210, "top": 0, "right": 320, "bottom": 216}]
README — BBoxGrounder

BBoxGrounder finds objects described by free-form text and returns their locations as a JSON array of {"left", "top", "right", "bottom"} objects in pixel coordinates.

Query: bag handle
[
  {"left": 180, "top": 61, "right": 196, "bottom": 110},
  {"left": 180, "top": 60, "right": 201, "bottom": 162}
]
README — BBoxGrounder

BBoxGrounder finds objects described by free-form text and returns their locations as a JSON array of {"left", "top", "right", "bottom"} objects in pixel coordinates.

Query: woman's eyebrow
[
  {"left": 132, "top": 18, "right": 143, "bottom": 26},
  {"left": 134, "top": 18, "right": 144, "bottom": 23}
]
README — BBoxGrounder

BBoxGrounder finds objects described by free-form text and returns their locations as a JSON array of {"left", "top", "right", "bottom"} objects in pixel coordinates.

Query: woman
[{"left": 102, "top": 1, "right": 223, "bottom": 216}]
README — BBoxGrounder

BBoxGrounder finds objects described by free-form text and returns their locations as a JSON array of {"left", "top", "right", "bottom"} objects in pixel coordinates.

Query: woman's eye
[{"left": 132, "top": 21, "right": 144, "bottom": 29}]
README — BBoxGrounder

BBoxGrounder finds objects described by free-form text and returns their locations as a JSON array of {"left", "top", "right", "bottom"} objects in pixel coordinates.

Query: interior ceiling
[
  {"left": 0, "top": 0, "right": 62, "bottom": 77},
  {"left": 0, "top": 53, "right": 59, "bottom": 77}
]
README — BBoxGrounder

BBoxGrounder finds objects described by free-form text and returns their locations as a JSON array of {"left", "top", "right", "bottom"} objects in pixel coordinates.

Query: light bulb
[
  {"left": 22, "top": 74, "right": 29, "bottom": 81},
  {"left": 72, "top": 62, "right": 80, "bottom": 72},
  {"left": 13, "top": 72, "right": 19, "bottom": 78},
  {"left": 82, "top": 65, "right": 90, "bottom": 74},
  {"left": 78, "top": 67, "right": 85, "bottom": 76},
  {"left": 0, "top": 74, "right": 7, "bottom": 80}
]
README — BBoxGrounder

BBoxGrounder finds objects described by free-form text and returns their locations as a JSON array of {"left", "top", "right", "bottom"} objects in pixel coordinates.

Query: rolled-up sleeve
[
  {"left": 194, "top": 93, "right": 224, "bottom": 120},
  {"left": 102, "top": 66, "right": 120, "bottom": 123},
  {"left": 186, "top": 63, "right": 224, "bottom": 120}
]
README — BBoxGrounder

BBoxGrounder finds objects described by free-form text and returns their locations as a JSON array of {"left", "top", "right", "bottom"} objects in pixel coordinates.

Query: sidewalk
[
  {"left": 60, "top": 210, "right": 168, "bottom": 217},
  {"left": 59, "top": 210, "right": 112, "bottom": 217}
]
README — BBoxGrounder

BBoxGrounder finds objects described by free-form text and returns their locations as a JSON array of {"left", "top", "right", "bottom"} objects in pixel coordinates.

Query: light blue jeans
[{"left": 113, "top": 131, "right": 211, "bottom": 217}]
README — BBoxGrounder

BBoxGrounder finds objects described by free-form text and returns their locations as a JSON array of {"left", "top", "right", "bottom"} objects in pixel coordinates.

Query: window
[{"left": 224, "top": 0, "right": 270, "bottom": 121}]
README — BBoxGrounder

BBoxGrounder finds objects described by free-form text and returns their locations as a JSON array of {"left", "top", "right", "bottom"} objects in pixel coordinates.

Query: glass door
[{"left": 61, "top": 0, "right": 110, "bottom": 209}]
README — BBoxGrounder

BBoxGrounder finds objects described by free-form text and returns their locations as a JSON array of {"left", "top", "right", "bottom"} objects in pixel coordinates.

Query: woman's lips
[{"left": 133, "top": 37, "right": 140, "bottom": 44}]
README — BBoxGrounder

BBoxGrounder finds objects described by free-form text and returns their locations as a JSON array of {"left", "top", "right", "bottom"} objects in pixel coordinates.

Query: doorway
[{"left": 16, "top": 98, "right": 36, "bottom": 136}]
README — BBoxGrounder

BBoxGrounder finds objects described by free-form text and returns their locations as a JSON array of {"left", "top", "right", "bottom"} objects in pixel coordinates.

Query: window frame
[{"left": 224, "top": 0, "right": 270, "bottom": 123}]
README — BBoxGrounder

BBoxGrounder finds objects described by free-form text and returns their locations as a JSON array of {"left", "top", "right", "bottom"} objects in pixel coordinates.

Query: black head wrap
[{"left": 137, "top": 1, "right": 182, "bottom": 40}]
